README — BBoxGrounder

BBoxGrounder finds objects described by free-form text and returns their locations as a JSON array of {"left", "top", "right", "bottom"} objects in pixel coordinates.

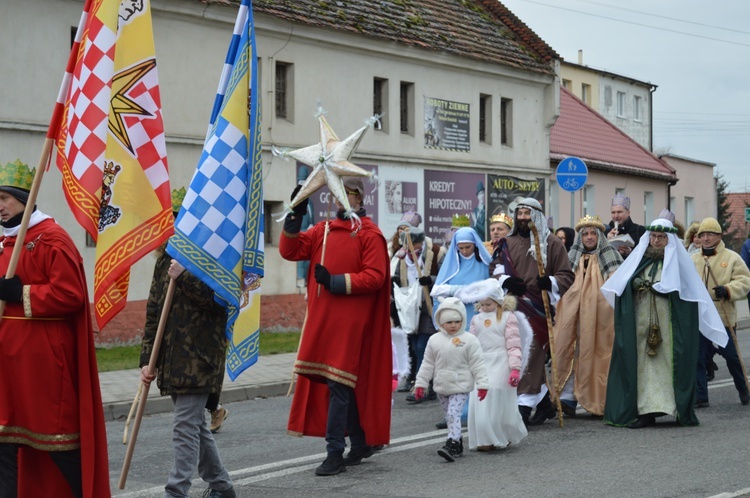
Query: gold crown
[
  {"left": 489, "top": 212, "right": 514, "bottom": 229},
  {"left": 575, "top": 214, "right": 606, "bottom": 232},
  {"left": 171, "top": 187, "right": 186, "bottom": 213},
  {"left": 452, "top": 213, "right": 470, "bottom": 228},
  {"left": 0, "top": 159, "right": 35, "bottom": 190}
]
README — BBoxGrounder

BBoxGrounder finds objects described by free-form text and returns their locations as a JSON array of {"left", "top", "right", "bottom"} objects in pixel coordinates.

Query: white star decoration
[{"left": 274, "top": 108, "right": 378, "bottom": 221}]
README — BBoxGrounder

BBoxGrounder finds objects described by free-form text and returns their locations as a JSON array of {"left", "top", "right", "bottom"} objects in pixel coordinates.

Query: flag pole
[
  {"left": 119, "top": 278, "right": 176, "bottom": 489},
  {"left": 0, "top": 137, "right": 54, "bottom": 319}
]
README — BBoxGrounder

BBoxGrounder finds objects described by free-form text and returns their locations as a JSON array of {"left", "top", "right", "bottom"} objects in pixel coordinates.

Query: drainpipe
[{"left": 649, "top": 85, "right": 656, "bottom": 151}]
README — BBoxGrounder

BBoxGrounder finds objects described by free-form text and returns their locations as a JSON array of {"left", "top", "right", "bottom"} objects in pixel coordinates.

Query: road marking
[{"left": 708, "top": 488, "right": 750, "bottom": 498}]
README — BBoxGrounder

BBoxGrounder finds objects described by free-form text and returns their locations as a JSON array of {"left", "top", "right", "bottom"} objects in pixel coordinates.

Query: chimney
[{"left": 578, "top": 49, "right": 583, "bottom": 65}]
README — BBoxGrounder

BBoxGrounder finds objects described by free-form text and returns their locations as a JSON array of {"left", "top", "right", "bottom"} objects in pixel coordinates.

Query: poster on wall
[
  {"left": 487, "top": 174, "right": 546, "bottom": 221},
  {"left": 378, "top": 165, "right": 424, "bottom": 240},
  {"left": 424, "top": 169, "right": 486, "bottom": 245},
  {"left": 423, "top": 97, "right": 470, "bottom": 153}
]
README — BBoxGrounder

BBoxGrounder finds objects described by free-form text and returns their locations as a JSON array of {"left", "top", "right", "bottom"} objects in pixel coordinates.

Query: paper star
[{"left": 275, "top": 111, "right": 377, "bottom": 219}]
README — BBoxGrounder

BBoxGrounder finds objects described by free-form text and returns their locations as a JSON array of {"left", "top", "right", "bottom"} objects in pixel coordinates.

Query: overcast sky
[{"left": 503, "top": 0, "right": 750, "bottom": 193}]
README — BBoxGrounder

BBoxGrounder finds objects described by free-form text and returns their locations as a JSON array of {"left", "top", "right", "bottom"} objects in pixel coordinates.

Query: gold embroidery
[
  {"left": 345, "top": 274, "right": 352, "bottom": 295},
  {"left": 2, "top": 316, "right": 66, "bottom": 321},
  {"left": 0, "top": 425, "right": 80, "bottom": 451},
  {"left": 23, "top": 285, "right": 31, "bottom": 318},
  {"left": 295, "top": 360, "right": 357, "bottom": 382}
]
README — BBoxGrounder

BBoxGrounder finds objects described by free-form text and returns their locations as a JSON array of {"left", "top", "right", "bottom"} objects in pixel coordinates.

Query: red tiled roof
[
  {"left": 203, "top": 0, "right": 558, "bottom": 74},
  {"left": 726, "top": 192, "right": 750, "bottom": 239},
  {"left": 551, "top": 87, "right": 676, "bottom": 180}
]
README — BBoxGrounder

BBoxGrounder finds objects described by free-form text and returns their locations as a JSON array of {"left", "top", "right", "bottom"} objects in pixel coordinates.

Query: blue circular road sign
[{"left": 556, "top": 157, "right": 588, "bottom": 192}]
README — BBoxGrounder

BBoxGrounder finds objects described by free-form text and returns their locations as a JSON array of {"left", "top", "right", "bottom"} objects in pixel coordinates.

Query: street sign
[
  {"left": 556, "top": 157, "right": 588, "bottom": 192},
  {"left": 746, "top": 206, "right": 750, "bottom": 223}
]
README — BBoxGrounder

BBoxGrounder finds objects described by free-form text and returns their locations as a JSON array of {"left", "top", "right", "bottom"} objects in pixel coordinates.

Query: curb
[{"left": 103, "top": 381, "right": 291, "bottom": 422}]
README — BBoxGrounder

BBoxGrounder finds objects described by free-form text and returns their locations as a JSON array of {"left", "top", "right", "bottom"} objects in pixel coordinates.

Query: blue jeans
[
  {"left": 696, "top": 331, "right": 749, "bottom": 402},
  {"left": 409, "top": 333, "right": 431, "bottom": 374},
  {"left": 325, "top": 380, "right": 366, "bottom": 455}
]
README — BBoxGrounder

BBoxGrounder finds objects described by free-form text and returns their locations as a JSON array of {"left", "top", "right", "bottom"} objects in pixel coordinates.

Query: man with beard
[
  {"left": 601, "top": 218, "right": 726, "bottom": 428},
  {"left": 280, "top": 177, "right": 392, "bottom": 476},
  {"left": 551, "top": 215, "right": 622, "bottom": 417},
  {"left": 490, "top": 198, "right": 574, "bottom": 426},
  {"left": 605, "top": 193, "right": 645, "bottom": 259}
]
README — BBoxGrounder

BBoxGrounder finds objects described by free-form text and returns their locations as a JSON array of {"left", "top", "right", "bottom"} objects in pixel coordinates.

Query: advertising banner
[
  {"left": 423, "top": 97, "right": 470, "bottom": 153},
  {"left": 424, "top": 169, "right": 486, "bottom": 245},
  {"left": 487, "top": 174, "right": 546, "bottom": 220},
  {"left": 377, "top": 165, "right": 424, "bottom": 239}
]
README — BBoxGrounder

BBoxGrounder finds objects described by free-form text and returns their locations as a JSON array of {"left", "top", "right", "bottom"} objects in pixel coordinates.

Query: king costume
[
  {"left": 601, "top": 218, "right": 727, "bottom": 428},
  {"left": 0, "top": 210, "right": 110, "bottom": 497},
  {"left": 552, "top": 215, "right": 622, "bottom": 416}
]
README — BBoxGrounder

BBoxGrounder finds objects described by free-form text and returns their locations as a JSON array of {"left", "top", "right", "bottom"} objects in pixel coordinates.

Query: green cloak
[{"left": 604, "top": 256, "right": 700, "bottom": 427}]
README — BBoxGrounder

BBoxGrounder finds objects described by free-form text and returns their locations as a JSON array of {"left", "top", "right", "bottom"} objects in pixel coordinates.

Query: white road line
[{"left": 708, "top": 488, "right": 750, "bottom": 498}]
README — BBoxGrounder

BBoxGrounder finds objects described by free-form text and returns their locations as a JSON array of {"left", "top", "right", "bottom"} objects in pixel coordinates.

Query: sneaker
[
  {"left": 435, "top": 419, "right": 447, "bottom": 430},
  {"left": 315, "top": 454, "right": 346, "bottom": 476},
  {"left": 627, "top": 414, "right": 656, "bottom": 429},
  {"left": 210, "top": 406, "right": 229, "bottom": 433},
  {"left": 202, "top": 486, "right": 236, "bottom": 498},
  {"left": 695, "top": 400, "right": 710, "bottom": 408},
  {"left": 343, "top": 445, "right": 374, "bottom": 466},
  {"left": 405, "top": 392, "right": 424, "bottom": 404},
  {"left": 437, "top": 438, "right": 462, "bottom": 462},
  {"left": 740, "top": 392, "right": 750, "bottom": 406},
  {"left": 561, "top": 400, "right": 577, "bottom": 417}
]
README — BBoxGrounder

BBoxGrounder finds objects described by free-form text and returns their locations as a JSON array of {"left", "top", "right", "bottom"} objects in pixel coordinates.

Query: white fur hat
[{"left": 435, "top": 297, "right": 467, "bottom": 328}]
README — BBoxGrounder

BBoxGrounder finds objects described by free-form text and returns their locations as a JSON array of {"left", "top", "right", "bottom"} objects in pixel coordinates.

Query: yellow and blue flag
[{"left": 167, "top": 0, "right": 264, "bottom": 380}]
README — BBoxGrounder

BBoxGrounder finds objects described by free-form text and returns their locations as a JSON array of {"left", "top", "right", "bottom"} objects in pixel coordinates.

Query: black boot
[
  {"left": 437, "top": 438, "right": 462, "bottom": 462},
  {"left": 343, "top": 445, "right": 374, "bottom": 466},
  {"left": 528, "top": 393, "right": 556, "bottom": 426},
  {"left": 315, "top": 453, "right": 346, "bottom": 476},
  {"left": 627, "top": 413, "right": 656, "bottom": 429},
  {"left": 519, "top": 405, "right": 532, "bottom": 427}
]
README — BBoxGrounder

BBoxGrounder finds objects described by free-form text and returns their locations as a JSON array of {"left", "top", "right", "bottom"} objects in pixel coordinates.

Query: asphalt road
[{"left": 109, "top": 342, "right": 750, "bottom": 498}]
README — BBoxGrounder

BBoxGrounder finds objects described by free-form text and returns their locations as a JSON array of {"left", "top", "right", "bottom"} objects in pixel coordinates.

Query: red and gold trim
[
  {"left": 0, "top": 425, "right": 81, "bottom": 451},
  {"left": 294, "top": 360, "right": 358, "bottom": 389}
]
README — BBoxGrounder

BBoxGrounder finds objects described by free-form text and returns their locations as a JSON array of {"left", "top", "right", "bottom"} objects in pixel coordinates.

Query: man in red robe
[
  {"left": 280, "top": 177, "right": 392, "bottom": 476},
  {"left": 0, "top": 161, "right": 110, "bottom": 498}
]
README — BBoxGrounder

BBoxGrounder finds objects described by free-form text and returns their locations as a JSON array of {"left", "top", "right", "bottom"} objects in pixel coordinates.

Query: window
[
  {"left": 263, "top": 201, "right": 282, "bottom": 246},
  {"left": 616, "top": 91, "right": 626, "bottom": 118},
  {"left": 85, "top": 232, "right": 95, "bottom": 248},
  {"left": 70, "top": 26, "right": 77, "bottom": 47},
  {"left": 399, "top": 81, "right": 414, "bottom": 135},
  {"left": 685, "top": 197, "right": 695, "bottom": 224},
  {"left": 275, "top": 61, "right": 294, "bottom": 121},
  {"left": 644, "top": 191, "right": 653, "bottom": 225},
  {"left": 562, "top": 79, "right": 571, "bottom": 90},
  {"left": 583, "top": 184, "right": 595, "bottom": 216},
  {"left": 604, "top": 86, "right": 612, "bottom": 106},
  {"left": 500, "top": 97, "right": 512, "bottom": 146},
  {"left": 373, "top": 77, "right": 388, "bottom": 131},
  {"left": 633, "top": 95, "right": 642, "bottom": 121},
  {"left": 479, "top": 94, "right": 491, "bottom": 144},
  {"left": 615, "top": 187, "right": 625, "bottom": 196},
  {"left": 581, "top": 83, "right": 591, "bottom": 105}
]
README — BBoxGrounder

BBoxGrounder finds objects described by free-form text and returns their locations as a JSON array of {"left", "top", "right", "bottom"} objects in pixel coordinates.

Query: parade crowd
[{"left": 2, "top": 165, "right": 750, "bottom": 497}]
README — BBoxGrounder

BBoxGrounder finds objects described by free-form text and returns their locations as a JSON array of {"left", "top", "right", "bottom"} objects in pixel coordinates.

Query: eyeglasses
[{"left": 649, "top": 234, "right": 668, "bottom": 241}]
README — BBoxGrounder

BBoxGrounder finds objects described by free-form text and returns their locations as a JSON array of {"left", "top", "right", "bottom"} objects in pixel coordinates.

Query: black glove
[
  {"left": 713, "top": 286, "right": 729, "bottom": 300},
  {"left": 537, "top": 275, "right": 552, "bottom": 292},
  {"left": 314, "top": 264, "right": 331, "bottom": 291},
  {"left": 0, "top": 275, "right": 23, "bottom": 302},
  {"left": 290, "top": 184, "right": 309, "bottom": 217},
  {"left": 502, "top": 276, "right": 526, "bottom": 296},
  {"left": 418, "top": 276, "right": 432, "bottom": 286}
]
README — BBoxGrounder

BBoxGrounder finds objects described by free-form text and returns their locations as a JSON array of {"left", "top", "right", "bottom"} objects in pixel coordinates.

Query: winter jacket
[
  {"left": 692, "top": 241, "right": 750, "bottom": 328},
  {"left": 140, "top": 250, "right": 228, "bottom": 395}
]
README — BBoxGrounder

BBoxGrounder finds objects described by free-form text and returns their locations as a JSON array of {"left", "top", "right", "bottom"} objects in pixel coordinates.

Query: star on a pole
[
  {"left": 109, "top": 58, "right": 157, "bottom": 154},
  {"left": 274, "top": 110, "right": 378, "bottom": 219}
]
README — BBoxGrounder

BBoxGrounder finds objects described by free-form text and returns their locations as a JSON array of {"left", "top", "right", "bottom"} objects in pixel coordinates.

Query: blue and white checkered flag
[{"left": 168, "top": 0, "right": 264, "bottom": 380}]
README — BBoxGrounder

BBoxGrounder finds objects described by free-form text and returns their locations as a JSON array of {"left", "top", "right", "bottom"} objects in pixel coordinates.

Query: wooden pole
[
  {"left": 122, "top": 382, "right": 143, "bottom": 445},
  {"left": 0, "top": 137, "right": 54, "bottom": 319},
  {"left": 702, "top": 257, "right": 750, "bottom": 395},
  {"left": 403, "top": 227, "right": 433, "bottom": 316},
  {"left": 528, "top": 221, "right": 564, "bottom": 428},
  {"left": 118, "top": 278, "right": 176, "bottom": 489}
]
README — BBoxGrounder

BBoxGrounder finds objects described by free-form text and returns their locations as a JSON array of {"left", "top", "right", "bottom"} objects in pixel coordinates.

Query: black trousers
[
  {"left": 0, "top": 443, "right": 82, "bottom": 498},
  {"left": 324, "top": 379, "right": 366, "bottom": 455}
]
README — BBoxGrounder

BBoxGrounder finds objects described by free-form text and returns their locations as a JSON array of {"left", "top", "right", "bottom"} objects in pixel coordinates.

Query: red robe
[
  {"left": 0, "top": 217, "right": 110, "bottom": 498},
  {"left": 280, "top": 215, "right": 392, "bottom": 446}
]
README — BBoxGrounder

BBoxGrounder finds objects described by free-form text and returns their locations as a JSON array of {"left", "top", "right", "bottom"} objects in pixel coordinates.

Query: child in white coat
[
  {"left": 457, "top": 278, "right": 532, "bottom": 451},
  {"left": 413, "top": 297, "right": 489, "bottom": 462}
]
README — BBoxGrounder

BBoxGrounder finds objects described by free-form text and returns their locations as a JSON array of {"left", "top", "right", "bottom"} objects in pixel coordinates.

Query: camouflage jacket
[{"left": 140, "top": 250, "right": 228, "bottom": 395}]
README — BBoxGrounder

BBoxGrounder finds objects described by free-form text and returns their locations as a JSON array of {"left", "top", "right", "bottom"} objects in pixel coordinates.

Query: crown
[
  {"left": 171, "top": 187, "right": 186, "bottom": 213},
  {"left": 489, "top": 212, "right": 514, "bottom": 229},
  {"left": 0, "top": 159, "right": 35, "bottom": 190},
  {"left": 575, "top": 214, "right": 605, "bottom": 232},
  {"left": 452, "top": 213, "right": 470, "bottom": 228}
]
